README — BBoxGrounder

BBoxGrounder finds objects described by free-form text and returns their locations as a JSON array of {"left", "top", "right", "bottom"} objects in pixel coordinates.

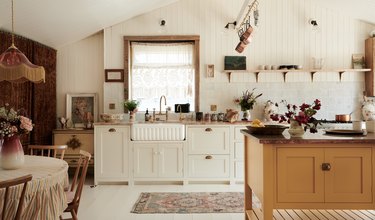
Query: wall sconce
[
  {"left": 224, "top": 21, "right": 237, "bottom": 29},
  {"left": 309, "top": 19, "right": 318, "bottom": 26}
]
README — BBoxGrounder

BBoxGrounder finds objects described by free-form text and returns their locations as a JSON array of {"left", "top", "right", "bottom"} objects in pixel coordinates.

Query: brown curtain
[{"left": 0, "top": 31, "right": 56, "bottom": 145}]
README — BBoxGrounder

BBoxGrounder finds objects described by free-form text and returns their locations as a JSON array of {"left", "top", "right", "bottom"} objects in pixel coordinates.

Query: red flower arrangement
[{"left": 270, "top": 99, "right": 321, "bottom": 133}]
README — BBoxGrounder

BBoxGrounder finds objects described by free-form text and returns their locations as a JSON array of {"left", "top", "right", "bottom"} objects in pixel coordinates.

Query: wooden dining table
[{"left": 0, "top": 155, "right": 69, "bottom": 220}]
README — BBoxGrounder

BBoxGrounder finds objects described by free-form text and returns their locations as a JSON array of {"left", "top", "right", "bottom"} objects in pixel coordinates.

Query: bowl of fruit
[{"left": 246, "top": 119, "right": 288, "bottom": 135}]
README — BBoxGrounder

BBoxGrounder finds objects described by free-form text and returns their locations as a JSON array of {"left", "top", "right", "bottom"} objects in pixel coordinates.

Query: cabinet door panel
[
  {"left": 133, "top": 143, "right": 158, "bottom": 178},
  {"left": 277, "top": 148, "right": 324, "bottom": 203},
  {"left": 188, "top": 127, "right": 230, "bottom": 154},
  {"left": 325, "top": 148, "right": 372, "bottom": 203},
  {"left": 188, "top": 155, "right": 229, "bottom": 178},
  {"left": 96, "top": 128, "right": 129, "bottom": 178},
  {"left": 159, "top": 143, "right": 183, "bottom": 178}
]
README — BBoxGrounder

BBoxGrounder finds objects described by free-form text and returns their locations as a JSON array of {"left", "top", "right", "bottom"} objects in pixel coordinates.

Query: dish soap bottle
[{"left": 145, "top": 108, "right": 150, "bottom": 121}]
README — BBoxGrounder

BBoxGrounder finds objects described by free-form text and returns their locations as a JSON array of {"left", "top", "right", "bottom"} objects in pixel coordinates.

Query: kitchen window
[{"left": 124, "top": 36, "right": 200, "bottom": 112}]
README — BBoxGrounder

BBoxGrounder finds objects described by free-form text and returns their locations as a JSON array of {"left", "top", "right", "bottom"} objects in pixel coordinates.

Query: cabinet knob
[
  {"left": 322, "top": 163, "right": 331, "bottom": 171},
  {"left": 205, "top": 155, "right": 213, "bottom": 159},
  {"left": 108, "top": 128, "right": 116, "bottom": 132},
  {"left": 205, "top": 128, "right": 213, "bottom": 132}
]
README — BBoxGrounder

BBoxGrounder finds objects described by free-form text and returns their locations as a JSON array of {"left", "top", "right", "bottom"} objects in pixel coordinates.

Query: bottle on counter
[{"left": 145, "top": 108, "right": 150, "bottom": 121}]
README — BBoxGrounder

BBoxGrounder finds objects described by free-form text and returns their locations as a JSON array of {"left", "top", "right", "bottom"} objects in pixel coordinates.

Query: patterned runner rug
[{"left": 131, "top": 192, "right": 258, "bottom": 214}]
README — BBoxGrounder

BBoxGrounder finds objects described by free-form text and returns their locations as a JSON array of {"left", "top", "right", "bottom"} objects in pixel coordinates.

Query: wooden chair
[
  {"left": 29, "top": 145, "right": 67, "bottom": 159},
  {"left": 60, "top": 150, "right": 91, "bottom": 220},
  {"left": 0, "top": 174, "right": 33, "bottom": 220}
]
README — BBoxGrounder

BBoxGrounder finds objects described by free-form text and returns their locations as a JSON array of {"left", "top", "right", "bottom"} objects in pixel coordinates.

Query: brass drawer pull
[
  {"left": 205, "top": 155, "right": 213, "bottom": 159},
  {"left": 322, "top": 163, "right": 331, "bottom": 171},
  {"left": 109, "top": 128, "right": 116, "bottom": 132},
  {"left": 205, "top": 128, "right": 212, "bottom": 132}
]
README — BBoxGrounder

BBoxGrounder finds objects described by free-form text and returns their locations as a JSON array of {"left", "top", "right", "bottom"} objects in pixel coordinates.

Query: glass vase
[
  {"left": 288, "top": 119, "right": 305, "bottom": 138},
  {"left": 0, "top": 135, "right": 25, "bottom": 170}
]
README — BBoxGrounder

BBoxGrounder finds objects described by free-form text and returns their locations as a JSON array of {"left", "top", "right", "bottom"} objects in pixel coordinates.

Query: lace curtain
[{"left": 131, "top": 42, "right": 195, "bottom": 111}]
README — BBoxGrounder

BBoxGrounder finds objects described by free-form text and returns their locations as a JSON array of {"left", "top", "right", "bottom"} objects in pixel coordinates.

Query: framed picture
[
  {"left": 207, "top": 64, "right": 214, "bottom": 77},
  {"left": 224, "top": 56, "right": 246, "bottom": 70},
  {"left": 105, "top": 69, "right": 124, "bottom": 82},
  {"left": 66, "top": 93, "right": 98, "bottom": 128}
]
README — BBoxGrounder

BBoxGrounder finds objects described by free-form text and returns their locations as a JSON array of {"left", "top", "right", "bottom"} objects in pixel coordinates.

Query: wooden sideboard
[{"left": 53, "top": 129, "right": 94, "bottom": 167}]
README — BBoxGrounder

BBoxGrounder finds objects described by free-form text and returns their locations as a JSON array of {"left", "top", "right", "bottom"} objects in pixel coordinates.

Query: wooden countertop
[
  {"left": 241, "top": 129, "right": 375, "bottom": 144},
  {"left": 94, "top": 120, "right": 253, "bottom": 126}
]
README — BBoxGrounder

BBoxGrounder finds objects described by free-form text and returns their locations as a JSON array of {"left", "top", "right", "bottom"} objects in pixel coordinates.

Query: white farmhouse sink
[{"left": 131, "top": 123, "right": 185, "bottom": 141}]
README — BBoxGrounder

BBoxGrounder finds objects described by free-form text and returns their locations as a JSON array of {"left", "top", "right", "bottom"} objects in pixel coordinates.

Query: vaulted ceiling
[{"left": 0, "top": 0, "right": 373, "bottom": 49}]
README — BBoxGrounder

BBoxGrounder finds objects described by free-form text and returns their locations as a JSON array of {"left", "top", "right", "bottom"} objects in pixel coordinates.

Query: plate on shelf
[
  {"left": 324, "top": 129, "right": 365, "bottom": 135},
  {"left": 246, "top": 124, "right": 288, "bottom": 135}
]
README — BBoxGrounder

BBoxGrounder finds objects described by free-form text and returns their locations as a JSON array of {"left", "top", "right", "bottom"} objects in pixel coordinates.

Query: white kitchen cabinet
[
  {"left": 232, "top": 126, "right": 245, "bottom": 181},
  {"left": 133, "top": 142, "right": 183, "bottom": 178},
  {"left": 188, "top": 126, "right": 230, "bottom": 154},
  {"left": 94, "top": 125, "right": 130, "bottom": 185},
  {"left": 187, "top": 125, "right": 231, "bottom": 181},
  {"left": 188, "top": 154, "right": 229, "bottom": 178}
]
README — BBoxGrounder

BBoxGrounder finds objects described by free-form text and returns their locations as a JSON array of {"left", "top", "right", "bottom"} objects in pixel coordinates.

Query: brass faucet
[
  {"left": 159, "top": 95, "right": 167, "bottom": 114},
  {"left": 176, "top": 104, "right": 183, "bottom": 121},
  {"left": 155, "top": 95, "right": 168, "bottom": 121}
]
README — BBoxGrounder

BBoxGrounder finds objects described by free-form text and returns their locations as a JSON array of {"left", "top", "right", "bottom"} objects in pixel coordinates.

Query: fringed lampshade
[{"left": 0, "top": 0, "right": 45, "bottom": 83}]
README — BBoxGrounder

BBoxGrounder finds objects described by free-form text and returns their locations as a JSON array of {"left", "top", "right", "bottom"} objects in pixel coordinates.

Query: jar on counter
[{"left": 204, "top": 113, "right": 211, "bottom": 122}]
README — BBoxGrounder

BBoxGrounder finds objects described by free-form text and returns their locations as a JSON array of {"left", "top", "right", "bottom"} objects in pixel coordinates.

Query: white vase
[
  {"left": 242, "top": 110, "right": 251, "bottom": 121},
  {"left": 288, "top": 119, "right": 305, "bottom": 138},
  {"left": 129, "top": 111, "right": 135, "bottom": 122}
]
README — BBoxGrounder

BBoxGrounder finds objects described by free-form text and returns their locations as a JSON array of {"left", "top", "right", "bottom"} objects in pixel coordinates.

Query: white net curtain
[{"left": 131, "top": 42, "right": 195, "bottom": 111}]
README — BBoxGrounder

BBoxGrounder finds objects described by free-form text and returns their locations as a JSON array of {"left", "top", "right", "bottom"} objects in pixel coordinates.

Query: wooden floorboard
[{"left": 247, "top": 209, "right": 375, "bottom": 220}]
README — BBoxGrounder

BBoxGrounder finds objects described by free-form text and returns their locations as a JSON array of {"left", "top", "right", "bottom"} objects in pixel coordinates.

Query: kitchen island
[{"left": 241, "top": 129, "right": 375, "bottom": 220}]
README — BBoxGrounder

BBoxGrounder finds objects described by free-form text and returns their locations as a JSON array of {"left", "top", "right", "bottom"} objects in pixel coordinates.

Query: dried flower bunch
[
  {"left": 270, "top": 99, "right": 321, "bottom": 133},
  {"left": 234, "top": 89, "right": 263, "bottom": 111},
  {"left": 0, "top": 103, "right": 33, "bottom": 138},
  {"left": 124, "top": 100, "right": 139, "bottom": 112}
]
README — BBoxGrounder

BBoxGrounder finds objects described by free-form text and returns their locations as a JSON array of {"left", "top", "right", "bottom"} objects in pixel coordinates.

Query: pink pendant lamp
[{"left": 0, "top": 0, "right": 45, "bottom": 83}]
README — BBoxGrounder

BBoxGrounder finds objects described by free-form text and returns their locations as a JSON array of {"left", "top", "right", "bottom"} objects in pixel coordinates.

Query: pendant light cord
[{"left": 11, "top": 0, "right": 15, "bottom": 47}]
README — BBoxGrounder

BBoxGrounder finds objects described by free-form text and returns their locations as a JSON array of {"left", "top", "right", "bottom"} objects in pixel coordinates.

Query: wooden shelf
[{"left": 224, "top": 68, "right": 371, "bottom": 82}]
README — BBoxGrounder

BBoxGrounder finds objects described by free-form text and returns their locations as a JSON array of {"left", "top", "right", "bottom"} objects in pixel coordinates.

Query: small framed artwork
[
  {"left": 224, "top": 56, "right": 246, "bottom": 70},
  {"left": 207, "top": 64, "right": 214, "bottom": 77},
  {"left": 352, "top": 54, "right": 365, "bottom": 69},
  {"left": 66, "top": 93, "right": 98, "bottom": 128},
  {"left": 105, "top": 69, "right": 124, "bottom": 82}
]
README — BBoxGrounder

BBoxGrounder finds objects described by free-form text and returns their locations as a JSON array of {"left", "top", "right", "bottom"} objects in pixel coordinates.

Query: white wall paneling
[{"left": 56, "top": 0, "right": 375, "bottom": 122}]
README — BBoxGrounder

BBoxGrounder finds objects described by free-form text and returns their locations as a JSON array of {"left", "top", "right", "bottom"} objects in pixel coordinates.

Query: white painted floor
[{"left": 62, "top": 177, "right": 245, "bottom": 220}]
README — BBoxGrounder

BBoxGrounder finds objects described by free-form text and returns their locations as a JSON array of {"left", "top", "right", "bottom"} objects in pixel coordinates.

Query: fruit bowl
[{"left": 246, "top": 124, "right": 288, "bottom": 135}]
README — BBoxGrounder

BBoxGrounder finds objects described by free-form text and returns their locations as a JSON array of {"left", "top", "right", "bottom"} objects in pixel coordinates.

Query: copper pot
[{"left": 335, "top": 114, "right": 351, "bottom": 122}]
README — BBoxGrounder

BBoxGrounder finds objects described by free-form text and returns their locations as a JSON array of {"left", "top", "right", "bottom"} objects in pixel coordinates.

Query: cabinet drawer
[
  {"left": 188, "top": 126, "right": 230, "bottom": 154},
  {"left": 65, "top": 156, "right": 94, "bottom": 167},
  {"left": 188, "top": 155, "right": 229, "bottom": 178},
  {"left": 53, "top": 132, "right": 94, "bottom": 155}
]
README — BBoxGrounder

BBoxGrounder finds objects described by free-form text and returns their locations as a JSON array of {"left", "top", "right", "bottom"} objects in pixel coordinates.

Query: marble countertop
[{"left": 241, "top": 129, "right": 375, "bottom": 144}]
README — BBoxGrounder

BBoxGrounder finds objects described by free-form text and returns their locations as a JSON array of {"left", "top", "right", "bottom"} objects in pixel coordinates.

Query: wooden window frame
[{"left": 123, "top": 35, "right": 200, "bottom": 112}]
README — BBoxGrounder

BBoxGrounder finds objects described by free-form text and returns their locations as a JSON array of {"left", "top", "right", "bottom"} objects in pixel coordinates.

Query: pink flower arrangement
[
  {"left": 270, "top": 99, "right": 321, "bottom": 133},
  {"left": 0, "top": 103, "right": 33, "bottom": 139}
]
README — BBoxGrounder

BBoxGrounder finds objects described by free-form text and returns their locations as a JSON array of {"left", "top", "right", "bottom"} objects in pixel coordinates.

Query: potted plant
[
  {"left": 234, "top": 88, "right": 263, "bottom": 121},
  {"left": 124, "top": 100, "right": 139, "bottom": 122}
]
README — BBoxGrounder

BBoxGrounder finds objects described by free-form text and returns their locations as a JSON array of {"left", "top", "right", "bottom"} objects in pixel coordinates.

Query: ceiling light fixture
[{"left": 0, "top": 0, "right": 45, "bottom": 83}]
